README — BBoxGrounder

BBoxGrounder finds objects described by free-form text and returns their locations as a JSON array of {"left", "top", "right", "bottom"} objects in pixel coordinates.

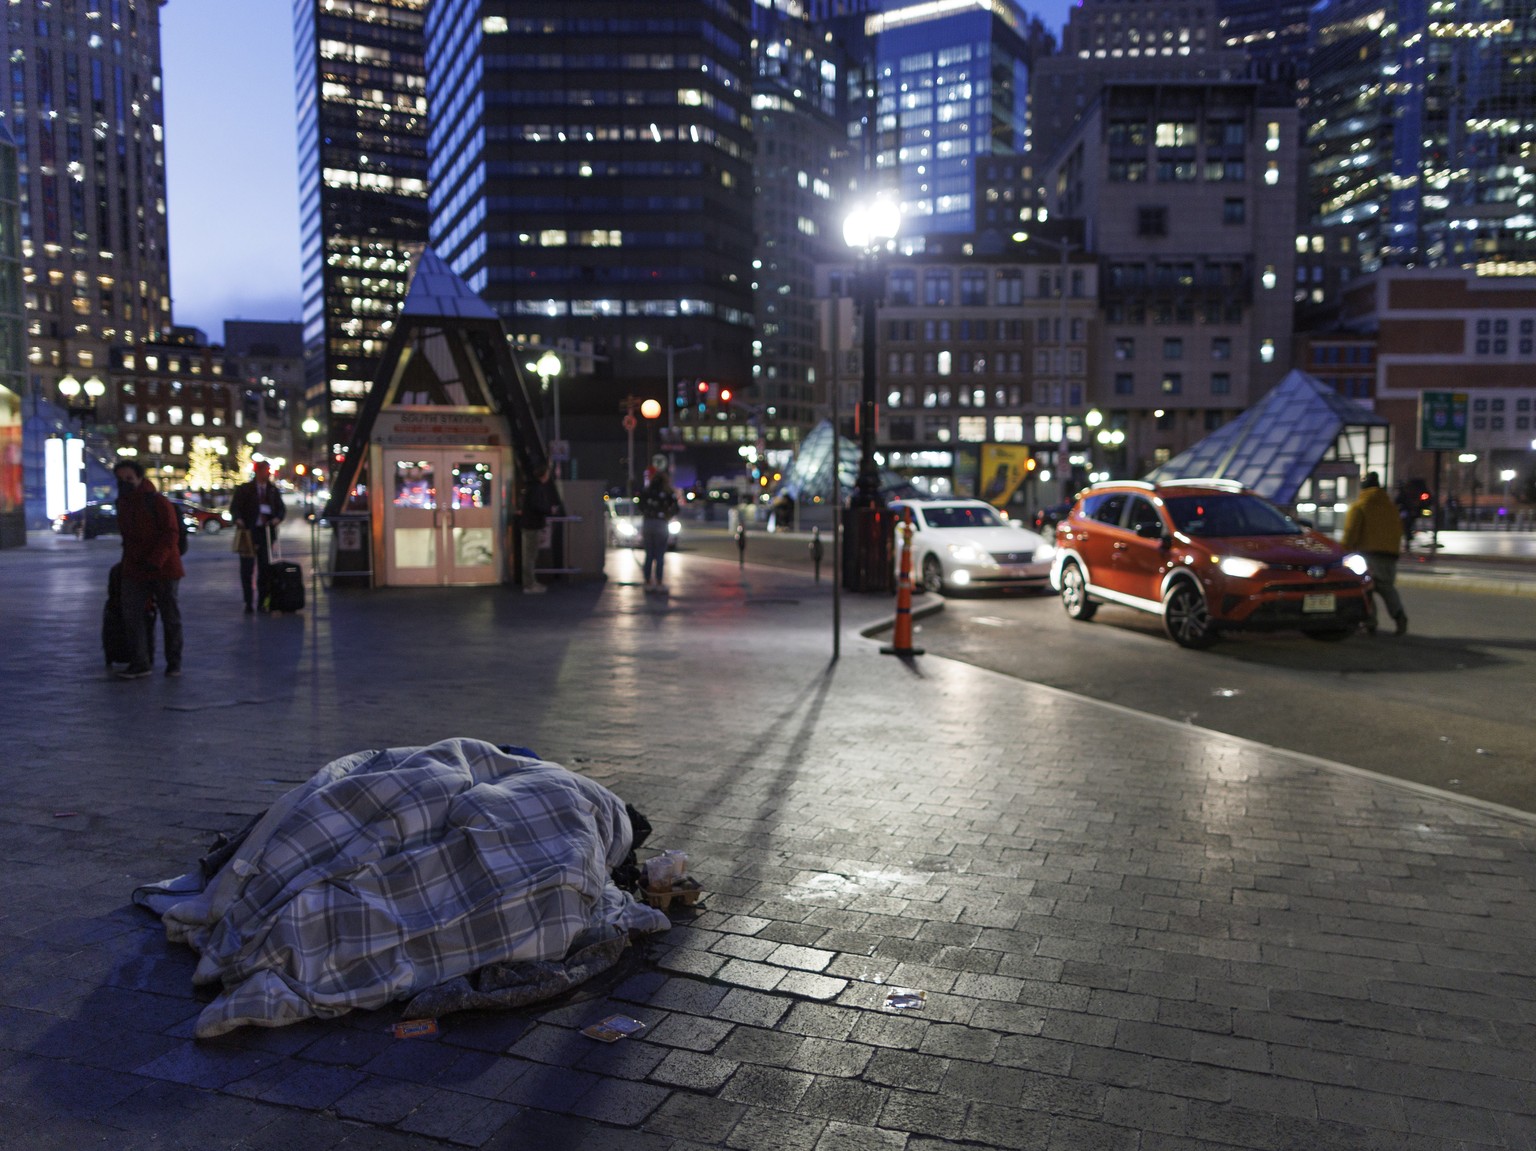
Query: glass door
[
  {"left": 382, "top": 448, "right": 503, "bottom": 586},
  {"left": 446, "top": 452, "right": 499, "bottom": 584},
  {"left": 384, "top": 452, "right": 441, "bottom": 586}
]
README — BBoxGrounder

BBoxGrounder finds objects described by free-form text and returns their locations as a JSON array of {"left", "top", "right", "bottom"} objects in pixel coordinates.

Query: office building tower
[
  {"left": 1217, "top": 0, "right": 1313, "bottom": 87},
  {"left": 0, "top": 121, "right": 22, "bottom": 546},
  {"left": 1303, "top": 0, "right": 1536, "bottom": 307},
  {"left": 855, "top": 0, "right": 1051, "bottom": 240},
  {"left": 425, "top": 0, "right": 758, "bottom": 484},
  {"left": 293, "top": 0, "right": 429, "bottom": 459},
  {"left": 4, "top": 0, "right": 173, "bottom": 526},
  {"left": 750, "top": 0, "right": 856, "bottom": 437},
  {"left": 1030, "top": 0, "right": 1245, "bottom": 170},
  {"left": 1046, "top": 79, "right": 1298, "bottom": 471},
  {"left": 224, "top": 320, "right": 305, "bottom": 466}
]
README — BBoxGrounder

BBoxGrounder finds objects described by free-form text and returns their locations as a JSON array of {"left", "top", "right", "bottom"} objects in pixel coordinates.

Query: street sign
[
  {"left": 1418, "top": 391, "right": 1468, "bottom": 452},
  {"left": 621, "top": 414, "right": 637, "bottom": 431}
]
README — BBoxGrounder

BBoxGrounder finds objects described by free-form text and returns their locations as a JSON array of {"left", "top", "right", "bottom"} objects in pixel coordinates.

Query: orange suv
[{"left": 1050, "top": 479, "right": 1374, "bottom": 648}]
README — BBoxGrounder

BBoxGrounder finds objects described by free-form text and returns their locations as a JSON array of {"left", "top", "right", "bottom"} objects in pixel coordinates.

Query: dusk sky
[{"left": 160, "top": 0, "right": 1079, "bottom": 340}]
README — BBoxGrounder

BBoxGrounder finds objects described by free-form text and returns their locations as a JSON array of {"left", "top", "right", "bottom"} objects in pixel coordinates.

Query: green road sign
[{"left": 1418, "top": 391, "right": 1468, "bottom": 452}]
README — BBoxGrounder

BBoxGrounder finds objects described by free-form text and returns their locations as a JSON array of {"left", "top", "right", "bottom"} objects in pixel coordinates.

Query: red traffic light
[
  {"left": 719, "top": 388, "right": 732, "bottom": 404},
  {"left": 697, "top": 381, "right": 710, "bottom": 393}
]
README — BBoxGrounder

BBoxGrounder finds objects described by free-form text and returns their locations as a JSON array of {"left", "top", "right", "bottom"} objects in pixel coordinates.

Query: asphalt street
[
  {"left": 2, "top": 527, "right": 1534, "bottom": 1150},
  {"left": 687, "top": 524, "right": 1536, "bottom": 814}
]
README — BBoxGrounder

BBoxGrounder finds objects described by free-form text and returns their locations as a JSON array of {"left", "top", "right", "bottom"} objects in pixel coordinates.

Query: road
[{"left": 676, "top": 523, "right": 1536, "bottom": 815}]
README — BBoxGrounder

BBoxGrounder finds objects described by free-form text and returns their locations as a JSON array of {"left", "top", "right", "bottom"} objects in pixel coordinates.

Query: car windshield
[
  {"left": 1162, "top": 494, "right": 1303, "bottom": 538},
  {"left": 919, "top": 505, "right": 1004, "bottom": 530}
]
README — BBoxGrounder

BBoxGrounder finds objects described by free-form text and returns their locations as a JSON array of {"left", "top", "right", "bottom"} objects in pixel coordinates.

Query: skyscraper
[
  {"left": 1029, "top": 0, "right": 1246, "bottom": 170},
  {"left": 857, "top": 0, "right": 1051, "bottom": 240},
  {"left": 293, "top": 0, "right": 429, "bottom": 459},
  {"left": 4, "top": 0, "right": 173, "bottom": 524},
  {"left": 1303, "top": 0, "right": 1536, "bottom": 293},
  {"left": 424, "top": 0, "right": 758, "bottom": 482},
  {"left": 750, "top": 0, "right": 857, "bottom": 435}
]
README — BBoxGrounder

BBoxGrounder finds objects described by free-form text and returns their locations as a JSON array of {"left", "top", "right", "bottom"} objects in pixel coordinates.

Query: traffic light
[
  {"left": 677, "top": 378, "right": 691, "bottom": 410},
  {"left": 697, "top": 380, "right": 711, "bottom": 414},
  {"left": 718, "top": 387, "right": 732, "bottom": 408},
  {"left": 1024, "top": 458, "right": 1037, "bottom": 473}
]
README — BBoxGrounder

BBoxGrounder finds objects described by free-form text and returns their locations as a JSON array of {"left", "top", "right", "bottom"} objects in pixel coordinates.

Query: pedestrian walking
[
  {"left": 112, "top": 459, "right": 184, "bottom": 678},
  {"left": 230, "top": 460, "right": 286, "bottom": 613},
  {"left": 637, "top": 466, "right": 679, "bottom": 593},
  {"left": 1344, "top": 471, "right": 1408, "bottom": 636},
  {"left": 518, "top": 463, "right": 559, "bottom": 594}
]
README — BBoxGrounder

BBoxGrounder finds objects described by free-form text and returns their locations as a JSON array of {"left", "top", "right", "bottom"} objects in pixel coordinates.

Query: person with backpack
[
  {"left": 230, "top": 460, "right": 287, "bottom": 613},
  {"left": 112, "top": 459, "right": 184, "bottom": 679},
  {"left": 637, "top": 466, "right": 679, "bottom": 593}
]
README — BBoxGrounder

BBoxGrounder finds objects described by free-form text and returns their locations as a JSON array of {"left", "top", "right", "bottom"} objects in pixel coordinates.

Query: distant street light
[{"left": 635, "top": 340, "right": 701, "bottom": 432}]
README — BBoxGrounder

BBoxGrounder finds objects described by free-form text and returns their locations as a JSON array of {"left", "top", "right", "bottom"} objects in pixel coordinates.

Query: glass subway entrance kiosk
[{"left": 368, "top": 410, "right": 512, "bottom": 587}]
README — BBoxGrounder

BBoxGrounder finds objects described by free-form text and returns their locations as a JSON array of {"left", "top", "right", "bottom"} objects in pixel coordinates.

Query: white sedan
[{"left": 891, "top": 498, "right": 1055, "bottom": 594}]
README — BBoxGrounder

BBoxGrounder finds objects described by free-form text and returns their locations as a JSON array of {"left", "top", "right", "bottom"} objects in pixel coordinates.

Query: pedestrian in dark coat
[
  {"left": 230, "top": 460, "right": 287, "bottom": 613},
  {"left": 113, "top": 459, "right": 184, "bottom": 678}
]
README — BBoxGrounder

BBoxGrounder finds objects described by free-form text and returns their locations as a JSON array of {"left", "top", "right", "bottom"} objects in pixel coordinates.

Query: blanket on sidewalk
[{"left": 133, "top": 738, "right": 669, "bottom": 1038}]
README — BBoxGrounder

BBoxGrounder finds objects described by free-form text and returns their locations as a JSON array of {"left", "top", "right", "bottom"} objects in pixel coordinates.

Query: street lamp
[
  {"left": 635, "top": 340, "right": 701, "bottom": 433},
  {"left": 841, "top": 195, "right": 901, "bottom": 593},
  {"left": 57, "top": 372, "right": 106, "bottom": 427},
  {"left": 528, "top": 350, "right": 564, "bottom": 476}
]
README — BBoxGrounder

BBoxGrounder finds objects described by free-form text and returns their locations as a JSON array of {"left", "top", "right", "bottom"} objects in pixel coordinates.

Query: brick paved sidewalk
[{"left": 2, "top": 537, "right": 1534, "bottom": 1150}]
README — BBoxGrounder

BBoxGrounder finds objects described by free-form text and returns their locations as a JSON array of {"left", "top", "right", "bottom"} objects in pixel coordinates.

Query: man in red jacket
[{"left": 113, "top": 459, "right": 184, "bottom": 678}]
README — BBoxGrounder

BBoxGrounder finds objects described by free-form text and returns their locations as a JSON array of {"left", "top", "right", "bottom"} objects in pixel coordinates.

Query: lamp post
[
  {"left": 841, "top": 195, "right": 901, "bottom": 593},
  {"left": 635, "top": 340, "right": 701, "bottom": 433},
  {"left": 528, "top": 350, "right": 564, "bottom": 477}
]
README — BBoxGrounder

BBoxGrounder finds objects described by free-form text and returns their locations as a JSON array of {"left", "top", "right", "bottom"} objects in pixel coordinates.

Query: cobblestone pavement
[{"left": 3, "top": 534, "right": 1535, "bottom": 1150}]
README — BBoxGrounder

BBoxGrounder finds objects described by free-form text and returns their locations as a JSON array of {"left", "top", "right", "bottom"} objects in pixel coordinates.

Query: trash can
[{"left": 329, "top": 513, "right": 372, "bottom": 588}]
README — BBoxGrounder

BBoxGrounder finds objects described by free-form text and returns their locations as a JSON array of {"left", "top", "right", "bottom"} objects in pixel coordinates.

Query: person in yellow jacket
[{"left": 1342, "top": 471, "right": 1408, "bottom": 636}]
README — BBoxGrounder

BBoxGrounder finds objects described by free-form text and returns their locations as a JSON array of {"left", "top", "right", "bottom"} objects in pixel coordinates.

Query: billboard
[{"left": 978, "top": 443, "right": 1036, "bottom": 508}]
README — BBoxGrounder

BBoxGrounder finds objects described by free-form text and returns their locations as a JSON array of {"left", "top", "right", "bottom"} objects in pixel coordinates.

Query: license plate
[{"left": 1302, "top": 593, "right": 1335, "bottom": 613}]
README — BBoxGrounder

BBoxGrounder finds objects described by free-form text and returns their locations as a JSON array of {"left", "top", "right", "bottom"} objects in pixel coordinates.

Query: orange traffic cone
[{"left": 882, "top": 512, "right": 924, "bottom": 657}]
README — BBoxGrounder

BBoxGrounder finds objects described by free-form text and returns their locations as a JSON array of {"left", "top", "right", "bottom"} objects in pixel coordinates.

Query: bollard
[
  {"left": 734, "top": 523, "right": 747, "bottom": 566},
  {"left": 881, "top": 513, "right": 924, "bottom": 657},
  {"left": 809, "top": 526, "right": 824, "bottom": 583}
]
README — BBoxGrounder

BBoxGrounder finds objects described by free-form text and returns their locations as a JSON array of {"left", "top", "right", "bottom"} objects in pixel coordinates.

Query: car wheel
[
  {"left": 1162, "top": 580, "right": 1218, "bottom": 649},
  {"left": 1059, "top": 562, "right": 1097, "bottom": 621},
  {"left": 920, "top": 554, "right": 945, "bottom": 594},
  {"left": 201, "top": 519, "right": 222, "bottom": 535},
  {"left": 1305, "top": 627, "right": 1353, "bottom": 642}
]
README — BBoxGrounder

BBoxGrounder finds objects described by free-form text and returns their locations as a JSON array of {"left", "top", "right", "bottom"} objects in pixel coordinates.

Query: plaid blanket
[{"left": 148, "top": 738, "right": 669, "bottom": 1037}]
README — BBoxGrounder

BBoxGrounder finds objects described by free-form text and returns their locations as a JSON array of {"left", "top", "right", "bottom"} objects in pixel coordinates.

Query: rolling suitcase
[
  {"left": 265, "top": 536, "right": 305, "bottom": 613},
  {"left": 104, "top": 562, "right": 155, "bottom": 665}
]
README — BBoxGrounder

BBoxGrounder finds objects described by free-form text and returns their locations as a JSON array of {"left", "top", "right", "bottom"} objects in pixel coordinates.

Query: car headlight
[
  {"left": 668, "top": 519, "right": 681, "bottom": 535},
  {"left": 1343, "top": 552, "right": 1369, "bottom": 576},
  {"left": 1217, "top": 556, "right": 1265, "bottom": 579},
  {"left": 1034, "top": 543, "right": 1056, "bottom": 563},
  {"left": 615, "top": 520, "right": 638, "bottom": 539},
  {"left": 946, "top": 543, "right": 995, "bottom": 566}
]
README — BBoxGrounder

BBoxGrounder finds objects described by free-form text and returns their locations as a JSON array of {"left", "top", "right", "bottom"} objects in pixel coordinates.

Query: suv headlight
[
  {"left": 668, "top": 519, "right": 681, "bottom": 536},
  {"left": 1343, "top": 552, "right": 1369, "bottom": 576},
  {"left": 1217, "top": 556, "right": 1265, "bottom": 579}
]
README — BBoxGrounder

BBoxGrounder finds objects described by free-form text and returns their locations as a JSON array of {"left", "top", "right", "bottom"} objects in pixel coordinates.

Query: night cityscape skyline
[{"left": 160, "top": 0, "right": 1082, "bottom": 337}]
